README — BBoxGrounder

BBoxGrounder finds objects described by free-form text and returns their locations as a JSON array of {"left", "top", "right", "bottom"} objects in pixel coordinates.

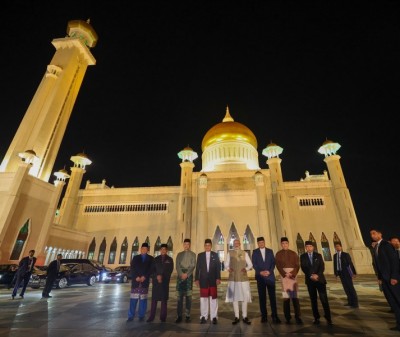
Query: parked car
[
  {"left": 0, "top": 264, "right": 18, "bottom": 288},
  {"left": 88, "top": 260, "right": 111, "bottom": 282},
  {"left": 104, "top": 266, "right": 131, "bottom": 283},
  {"left": 55, "top": 262, "right": 99, "bottom": 289}
]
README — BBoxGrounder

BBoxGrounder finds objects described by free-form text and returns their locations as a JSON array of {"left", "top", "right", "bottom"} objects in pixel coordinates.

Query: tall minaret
[
  {"left": 262, "top": 142, "right": 293, "bottom": 251},
  {"left": 177, "top": 146, "right": 198, "bottom": 242},
  {"left": 0, "top": 19, "right": 97, "bottom": 182}
]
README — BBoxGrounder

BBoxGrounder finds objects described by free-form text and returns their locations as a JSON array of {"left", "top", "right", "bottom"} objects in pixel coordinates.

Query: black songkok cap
[
  {"left": 141, "top": 242, "right": 149, "bottom": 248},
  {"left": 257, "top": 237, "right": 265, "bottom": 242},
  {"left": 280, "top": 237, "right": 289, "bottom": 242},
  {"left": 204, "top": 239, "right": 212, "bottom": 245},
  {"left": 184, "top": 238, "right": 191, "bottom": 243},
  {"left": 304, "top": 241, "right": 313, "bottom": 246},
  {"left": 160, "top": 243, "right": 168, "bottom": 248}
]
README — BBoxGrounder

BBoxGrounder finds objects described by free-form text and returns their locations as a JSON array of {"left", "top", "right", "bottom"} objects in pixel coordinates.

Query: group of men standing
[{"left": 125, "top": 236, "right": 334, "bottom": 326}]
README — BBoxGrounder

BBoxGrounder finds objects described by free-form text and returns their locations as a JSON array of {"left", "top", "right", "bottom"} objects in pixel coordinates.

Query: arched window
[
  {"left": 333, "top": 232, "right": 342, "bottom": 246},
  {"left": 308, "top": 232, "right": 318, "bottom": 253},
  {"left": 154, "top": 236, "right": 161, "bottom": 257},
  {"left": 87, "top": 237, "right": 96, "bottom": 260},
  {"left": 98, "top": 237, "right": 107, "bottom": 264},
  {"left": 10, "top": 219, "right": 30, "bottom": 260},
  {"left": 167, "top": 236, "right": 173, "bottom": 257},
  {"left": 227, "top": 222, "right": 239, "bottom": 251},
  {"left": 213, "top": 226, "right": 225, "bottom": 269},
  {"left": 131, "top": 237, "right": 139, "bottom": 260},
  {"left": 321, "top": 232, "right": 332, "bottom": 261},
  {"left": 108, "top": 237, "right": 117, "bottom": 264},
  {"left": 296, "top": 233, "right": 305, "bottom": 256},
  {"left": 120, "top": 237, "right": 128, "bottom": 264},
  {"left": 243, "top": 224, "right": 255, "bottom": 258}
]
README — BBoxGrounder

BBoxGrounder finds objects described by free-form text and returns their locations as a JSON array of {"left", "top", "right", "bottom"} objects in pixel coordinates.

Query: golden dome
[{"left": 201, "top": 107, "right": 257, "bottom": 151}]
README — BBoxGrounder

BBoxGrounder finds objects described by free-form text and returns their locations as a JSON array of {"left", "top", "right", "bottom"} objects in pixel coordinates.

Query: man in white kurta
[{"left": 225, "top": 239, "right": 253, "bottom": 325}]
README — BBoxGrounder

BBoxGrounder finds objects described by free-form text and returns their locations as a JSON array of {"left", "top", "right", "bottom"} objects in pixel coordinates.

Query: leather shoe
[
  {"left": 126, "top": 317, "right": 133, "bottom": 322},
  {"left": 313, "top": 318, "right": 320, "bottom": 325},
  {"left": 261, "top": 317, "right": 268, "bottom": 323},
  {"left": 200, "top": 317, "right": 206, "bottom": 324},
  {"left": 326, "top": 319, "right": 333, "bottom": 326},
  {"left": 19, "top": 295, "right": 24, "bottom": 299},
  {"left": 295, "top": 318, "right": 303, "bottom": 325},
  {"left": 185, "top": 316, "right": 191, "bottom": 323},
  {"left": 212, "top": 317, "right": 217, "bottom": 324},
  {"left": 175, "top": 316, "right": 182, "bottom": 323},
  {"left": 47, "top": 295, "right": 52, "bottom": 298},
  {"left": 242, "top": 317, "right": 251, "bottom": 325},
  {"left": 389, "top": 327, "right": 400, "bottom": 331},
  {"left": 146, "top": 318, "right": 154, "bottom": 323},
  {"left": 11, "top": 295, "right": 15, "bottom": 300},
  {"left": 232, "top": 317, "right": 240, "bottom": 325},
  {"left": 272, "top": 316, "right": 281, "bottom": 324},
  {"left": 160, "top": 319, "right": 166, "bottom": 322}
]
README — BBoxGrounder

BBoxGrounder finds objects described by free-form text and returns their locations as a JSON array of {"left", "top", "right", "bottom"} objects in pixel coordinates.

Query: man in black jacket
[
  {"left": 42, "top": 254, "right": 62, "bottom": 298},
  {"left": 300, "top": 241, "right": 333, "bottom": 326},
  {"left": 333, "top": 243, "right": 358, "bottom": 308},
  {"left": 370, "top": 228, "right": 400, "bottom": 332},
  {"left": 195, "top": 239, "right": 221, "bottom": 324},
  {"left": 11, "top": 249, "right": 36, "bottom": 299}
]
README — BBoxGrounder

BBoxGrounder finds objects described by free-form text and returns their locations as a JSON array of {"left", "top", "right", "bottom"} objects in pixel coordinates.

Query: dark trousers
[
  {"left": 306, "top": 282, "right": 331, "bottom": 320},
  {"left": 283, "top": 298, "right": 301, "bottom": 321},
  {"left": 148, "top": 299, "right": 167, "bottom": 321},
  {"left": 12, "top": 273, "right": 31, "bottom": 297},
  {"left": 382, "top": 280, "right": 400, "bottom": 329},
  {"left": 338, "top": 271, "right": 358, "bottom": 306},
  {"left": 42, "top": 275, "right": 56, "bottom": 296},
  {"left": 256, "top": 279, "right": 278, "bottom": 319},
  {"left": 177, "top": 292, "right": 192, "bottom": 318}
]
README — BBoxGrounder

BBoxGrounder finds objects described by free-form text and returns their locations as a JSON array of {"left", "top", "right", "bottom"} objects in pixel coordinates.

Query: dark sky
[{"left": 1, "top": 1, "right": 399, "bottom": 244}]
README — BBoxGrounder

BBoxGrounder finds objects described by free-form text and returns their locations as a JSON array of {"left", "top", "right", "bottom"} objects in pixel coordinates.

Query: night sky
[{"left": 1, "top": 1, "right": 399, "bottom": 244}]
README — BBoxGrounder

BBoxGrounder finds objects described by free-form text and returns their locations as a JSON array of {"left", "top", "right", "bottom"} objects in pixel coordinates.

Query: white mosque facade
[{"left": 0, "top": 20, "right": 374, "bottom": 275}]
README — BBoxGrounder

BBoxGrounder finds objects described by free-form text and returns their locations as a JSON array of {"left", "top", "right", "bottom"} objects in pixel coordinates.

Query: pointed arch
[
  {"left": 212, "top": 226, "right": 225, "bottom": 270},
  {"left": 108, "top": 237, "right": 117, "bottom": 264},
  {"left": 145, "top": 236, "right": 151, "bottom": 253},
  {"left": 333, "top": 232, "right": 342, "bottom": 246},
  {"left": 154, "top": 236, "right": 161, "bottom": 256},
  {"left": 321, "top": 232, "right": 332, "bottom": 261},
  {"left": 308, "top": 232, "right": 318, "bottom": 253},
  {"left": 119, "top": 237, "right": 128, "bottom": 264},
  {"left": 87, "top": 237, "right": 96, "bottom": 260},
  {"left": 227, "top": 222, "right": 239, "bottom": 251},
  {"left": 10, "top": 219, "right": 30, "bottom": 260},
  {"left": 131, "top": 236, "right": 139, "bottom": 260},
  {"left": 167, "top": 236, "right": 173, "bottom": 257},
  {"left": 243, "top": 224, "right": 255, "bottom": 256},
  {"left": 98, "top": 237, "right": 107, "bottom": 264},
  {"left": 296, "top": 233, "right": 305, "bottom": 256}
]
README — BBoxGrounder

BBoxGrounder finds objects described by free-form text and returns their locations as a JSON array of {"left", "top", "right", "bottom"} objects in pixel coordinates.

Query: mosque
[{"left": 0, "top": 19, "right": 374, "bottom": 275}]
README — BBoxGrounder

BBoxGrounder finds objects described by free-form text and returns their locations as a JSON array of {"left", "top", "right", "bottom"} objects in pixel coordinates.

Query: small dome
[{"left": 201, "top": 107, "right": 257, "bottom": 151}]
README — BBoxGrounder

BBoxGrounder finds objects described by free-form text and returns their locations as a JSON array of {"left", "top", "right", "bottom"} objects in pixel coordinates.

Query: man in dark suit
[
  {"left": 11, "top": 249, "right": 36, "bottom": 299},
  {"left": 333, "top": 243, "right": 358, "bottom": 308},
  {"left": 42, "top": 253, "right": 62, "bottom": 298},
  {"left": 300, "top": 241, "right": 333, "bottom": 325},
  {"left": 251, "top": 236, "right": 281, "bottom": 323},
  {"left": 127, "top": 242, "right": 154, "bottom": 322},
  {"left": 194, "top": 238, "right": 221, "bottom": 324},
  {"left": 370, "top": 228, "right": 400, "bottom": 332},
  {"left": 147, "top": 243, "right": 174, "bottom": 323}
]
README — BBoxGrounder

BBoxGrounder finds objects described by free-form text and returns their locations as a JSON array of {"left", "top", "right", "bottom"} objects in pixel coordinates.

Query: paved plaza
[{"left": 0, "top": 274, "right": 398, "bottom": 336}]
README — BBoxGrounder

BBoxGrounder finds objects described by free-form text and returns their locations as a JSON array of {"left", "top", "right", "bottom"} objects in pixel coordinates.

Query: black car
[
  {"left": 54, "top": 262, "right": 99, "bottom": 289},
  {"left": 0, "top": 264, "right": 18, "bottom": 288},
  {"left": 28, "top": 265, "right": 48, "bottom": 289},
  {"left": 104, "top": 266, "right": 131, "bottom": 283}
]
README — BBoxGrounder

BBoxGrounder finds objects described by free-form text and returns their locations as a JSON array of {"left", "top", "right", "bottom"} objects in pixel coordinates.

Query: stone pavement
[{"left": 0, "top": 274, "right": 399, "bottom": 336}]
